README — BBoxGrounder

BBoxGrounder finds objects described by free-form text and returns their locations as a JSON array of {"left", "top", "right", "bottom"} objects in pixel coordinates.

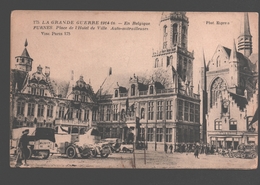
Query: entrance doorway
[{"left": 234, "top": 141, "right": 239, "bottom": 150}]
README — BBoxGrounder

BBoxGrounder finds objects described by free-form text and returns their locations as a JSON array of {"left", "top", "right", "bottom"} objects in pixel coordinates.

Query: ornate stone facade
[{"left": 200, "top": 13, "right": 258, "bottom": 147}]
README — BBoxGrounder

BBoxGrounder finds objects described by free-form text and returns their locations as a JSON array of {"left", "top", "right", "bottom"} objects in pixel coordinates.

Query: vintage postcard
[{"left": 10, "top": 11, "right": 258, "bottom": 169}]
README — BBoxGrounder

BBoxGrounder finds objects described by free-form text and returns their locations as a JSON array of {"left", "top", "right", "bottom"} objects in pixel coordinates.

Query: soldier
[
  {"left": 164, "top": 144, "right": 168, "bottom": 153},
  {"left": 15, "top": 129, "right": 30, "bottom": 167},
  {"left": 169, "top": 144, "right": 173, "bottom": 153}
]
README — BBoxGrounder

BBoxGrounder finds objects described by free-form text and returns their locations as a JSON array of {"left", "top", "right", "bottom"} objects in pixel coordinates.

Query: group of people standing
[{"left": 164, "top": 143, "right": 216, "bottom": 159}]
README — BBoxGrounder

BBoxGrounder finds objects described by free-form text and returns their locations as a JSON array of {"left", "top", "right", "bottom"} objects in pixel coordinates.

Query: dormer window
[
  {"left": 31, "top": 87, "right": 36, "bottom": 95},
  {"left": 75, "top": 94, "right": 79, "bottom": 101},
  {"left": 150, "top": 86, "right": 154, "bottom": 94},
  {"left": 115, "top": 89, "right": 118, "bottom": 97},
  {"left": 131, "top": 84, "right": 136, "bottom": 96},
  {"left": 215, "top": 120, "right": 222, "bottom": 130},
  {"left": 40, "top": 89, "right": 44, "bottom": 96},
  {"left": 229, "top": 119, "right": 237, "bottom": 130}
]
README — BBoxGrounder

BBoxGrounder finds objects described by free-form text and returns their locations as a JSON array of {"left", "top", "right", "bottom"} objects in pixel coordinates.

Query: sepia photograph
[{"left": 9, "top": 11, "right": 258, "bottom": 169}]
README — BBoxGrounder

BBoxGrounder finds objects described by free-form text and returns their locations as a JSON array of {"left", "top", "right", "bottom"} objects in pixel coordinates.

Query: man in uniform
[{"left": 15, "top": 129, "right": 30, "bottom": 167}]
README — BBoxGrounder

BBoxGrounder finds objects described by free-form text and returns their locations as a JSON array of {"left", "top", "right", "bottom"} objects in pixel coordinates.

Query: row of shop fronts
[{"left": 208, "top": 130, "right": 258, "bottom": 149}]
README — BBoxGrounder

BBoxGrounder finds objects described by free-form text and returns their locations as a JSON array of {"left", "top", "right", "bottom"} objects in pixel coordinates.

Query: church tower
[
  {"left": 238, "top": 13, "right": 252, "bottom": 57},
  {"left": 15, "top": 39, "right": 33, "bottom": 72},
  {"left": 152, "top": 12, "right": 194, "bottom": 85}
]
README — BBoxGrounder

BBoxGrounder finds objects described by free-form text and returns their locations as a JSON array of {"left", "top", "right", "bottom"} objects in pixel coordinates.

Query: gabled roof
[
  {"left": 213, "top": 45, "right": 255, "bottom": 74},
  {"left": 229, "top": 91, "right": 248, "bottom": 111},
  {"left": 97, "top": 65, "right": 180, "bottom": 97}
]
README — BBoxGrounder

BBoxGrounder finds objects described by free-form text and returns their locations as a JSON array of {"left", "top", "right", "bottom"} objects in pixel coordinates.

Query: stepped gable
[
  {"left": 10, "top": 69, "right": 28, "bottom": 92},
  {"left": 73, "top": 76, "right": 95, "bottom": 97},
  {"left": 229, "top": 91, "right": 248, "bottom": 111}
]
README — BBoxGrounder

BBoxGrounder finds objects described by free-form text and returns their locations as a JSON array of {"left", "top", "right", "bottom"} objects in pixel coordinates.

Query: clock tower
[{"left": 152, "top": 12, "right": 194, "bottom": 85}]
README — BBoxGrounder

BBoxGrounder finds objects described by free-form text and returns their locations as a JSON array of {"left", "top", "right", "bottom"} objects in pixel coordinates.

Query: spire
[
  {"left": 240, "top": 13, "right": 251, "bottom": 36},
  {"left": 25, "top": 39, "right": 28, "bottom": 47},
  {"left": 230, "top": 39, "right": 238, "bottom": 61},
  {"left": 238, "top": 12, "right": 252, "bottom": 57},
  {"left": 202, "top": 48, "right": 206, "bottom": 68},
  {"left": 200, "top": 48, "right": 207, "bottom": 91}
]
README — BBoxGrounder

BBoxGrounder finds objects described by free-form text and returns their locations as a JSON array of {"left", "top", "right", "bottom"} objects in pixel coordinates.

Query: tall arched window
[
  {"left": 47, "top": 104, "right": 54, "bottom": 117},
  {"left": 68, "top": 108, "right": 74, "bottom": 119},
  {"left": 76, "top": 109, "right": 82, "bottom": 120},
  {"left": 182, "top": 26, "right": 186, "bottom": 47},
  {"left": 37, "top": 103, "right": 44, "bottom": 117},
  {"left": 163, "top": 25, "right": 167, "bottom": 49},
  {"left": 17, "top": 100, "right": 25, "bottom": 116},
  {"left": 121, "top": 109, "right": 125, "bottom": 120},
  {"left": 210, "top": 77, "right": 226, "bottom": 107},
  {"left": 170, "top": 55, "right": 173, "bottom": 65},
  {"left": 59, "top": 104, "right": 65, "bottom": 118},
  {"left": 31, "top": 86, "right": 36, "bottom": 95},
  {"left": 115, "top": 89, "right": 118, "bottom": 97},
  {"left": 27, "top": 102, "right": 35, "bottom": 116},
  {"left": 150, "top": 86, "right": 154, "bottom": 94},
  {"left": 172, "top": 24, "right": 178, "bottom": 44},
  {"left": 155, "top": 58, "right": 159, "bottom": 68},
  {"left": 131, "top": 84, "right": 136, "bottom": 96},
  {"left": 141, "top": 108, "right": 145, "bottom": 119}
]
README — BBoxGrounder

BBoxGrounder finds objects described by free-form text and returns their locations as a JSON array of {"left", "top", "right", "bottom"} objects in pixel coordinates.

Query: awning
[{"left": 226, "top": 138, "right": 232, "bottom": 141}]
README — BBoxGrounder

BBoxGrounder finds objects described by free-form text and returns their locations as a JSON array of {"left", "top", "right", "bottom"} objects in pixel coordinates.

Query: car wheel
[
  {"left": 39, "top": 150, "right": 50, "bottom": 159},
  {"left": 250, "top": 153, "right": 257, "bottom": 159},
  {"left": 81, "top": 153, "right": 91, "bottom": 158},
  {"left": 91, "top": 149, "right": 97, "bottom": 157},
  {"left": 240, "top": 153, "right": 246, "bottom": 159},
  {"left": 66, "top": 146, "right": 77, "bottom": 159},
  {"left": 80, "top": 148, "right": 91, "bottom": 159},
  {"left": 101, "top": 153, "right": 109, "bottom": 158}
]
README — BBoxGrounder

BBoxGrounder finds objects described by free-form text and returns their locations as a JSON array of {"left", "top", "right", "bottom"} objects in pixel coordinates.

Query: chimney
[{"left": 45, "top": 66, "right": 50, "bottom": 77}]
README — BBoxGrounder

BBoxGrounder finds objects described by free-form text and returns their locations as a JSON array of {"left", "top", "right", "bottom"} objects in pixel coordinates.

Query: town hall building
[{"left": 95, "top": 12, "right": 200, "bottom": 151}]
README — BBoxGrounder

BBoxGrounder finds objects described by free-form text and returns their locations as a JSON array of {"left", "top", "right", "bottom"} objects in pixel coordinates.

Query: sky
[{"left": 10, "top": 11, "right": 258, "bottom": 92}]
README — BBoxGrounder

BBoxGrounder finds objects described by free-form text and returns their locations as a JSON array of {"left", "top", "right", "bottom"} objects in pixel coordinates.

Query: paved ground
[{"left": 10, "top": 150, "right": 258, "bottom": 169}]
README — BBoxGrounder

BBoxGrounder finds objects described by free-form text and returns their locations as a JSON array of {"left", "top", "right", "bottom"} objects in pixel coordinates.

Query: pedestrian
[
  {"left": 205, "top": 144, "right": 209, "bottom": 155},
  {"left": 182, "top": 143, "right": 185, "bottom": 154},
  {"left": 164, "top": 143, "right": 168, "bottom": 153},
  {"left": 200, "top": 144, "right": 204, "bottom": 154},
  {"left": 194, "top": 143, "right": 200, "bottom": 159},
  {"left": 15, "top": 129, "right": 30, "bottom": 167},
  {"left": 169, "top": 144, "right": 173, "bottom": 153},
  {"left": 185, "top": 144, "right": 189, "bottom": 155}
]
